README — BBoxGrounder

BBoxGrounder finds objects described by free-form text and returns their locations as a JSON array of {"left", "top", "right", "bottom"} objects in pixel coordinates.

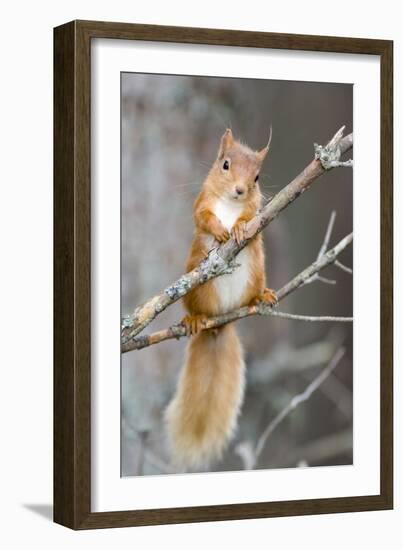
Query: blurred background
[{"left": 121, "top": 72, "right": 353, "bottom": 476}]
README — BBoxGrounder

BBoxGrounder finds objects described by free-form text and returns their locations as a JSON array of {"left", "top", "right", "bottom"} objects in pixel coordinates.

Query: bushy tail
[{"left": 165, "top": 324, "right": 245, "bottom": 470}]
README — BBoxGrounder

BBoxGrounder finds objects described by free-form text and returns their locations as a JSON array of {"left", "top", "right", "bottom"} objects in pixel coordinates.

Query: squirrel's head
[{"left": 211, "top": 128, "right": 271, "bottom": 202}]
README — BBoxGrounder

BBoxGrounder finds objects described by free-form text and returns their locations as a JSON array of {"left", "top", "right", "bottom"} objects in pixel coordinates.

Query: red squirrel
[{"left": 165, "top": 129, "right": 277, "bottom": 470}]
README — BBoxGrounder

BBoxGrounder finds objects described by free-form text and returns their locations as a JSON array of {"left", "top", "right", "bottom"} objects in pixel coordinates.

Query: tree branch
[
  {"left": 252, "top": 347, "right": 346, "bottom": 467},
  {"left": 122, "top": 127, "right": 353, "bottom": 342},
  {"left": 268, "top": 311, "right": 352, "bottom": 322},
  {"left": 122, "top": 232, "right": 353, "bottom": 353},
  {"left": 305, "top": 210, "right": 339, "bottom": 285},
  {"left": 335, "top": 259, "right": 353, "bottom": 274},
  {"left": 248, "top": 331, "right": 345, "bottom": 386}
]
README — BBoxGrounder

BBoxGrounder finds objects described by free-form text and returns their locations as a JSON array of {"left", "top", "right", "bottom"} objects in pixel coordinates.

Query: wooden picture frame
[{"left": 54, "top": 19, "right": 393, "bottom": 529}]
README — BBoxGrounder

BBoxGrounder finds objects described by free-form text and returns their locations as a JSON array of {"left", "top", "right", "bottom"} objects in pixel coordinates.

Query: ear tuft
[
  {"left": 257, "top": 125, "right": 272, "bottom": 162},
  {"left": 218, "top": 128, "right": 234, "bottom": 159}
]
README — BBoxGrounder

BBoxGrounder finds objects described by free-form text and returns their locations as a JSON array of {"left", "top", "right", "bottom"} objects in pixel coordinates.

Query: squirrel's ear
[
  {"left": 257, "top": 126, "right": 273, "bottom": 162},
  {"left": 218, "top": 128, "right": 234, "bottom": 159}
]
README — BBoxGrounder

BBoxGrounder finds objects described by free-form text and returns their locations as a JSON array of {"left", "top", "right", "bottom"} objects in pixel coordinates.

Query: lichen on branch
[
  {"left": 121, "top": 126, "right": 353, "bottom": 346},
  {"left": 122, "top": 232, "right": 353, "bottom": 353}
]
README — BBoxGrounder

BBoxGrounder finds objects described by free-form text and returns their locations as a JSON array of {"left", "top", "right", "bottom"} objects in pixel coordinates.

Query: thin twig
[
  {"left": 335, "top": 259, "right": 353, "bottom": 274},
  {"left": 301, "top": 369, "right": 352, "bottom": 419},
  {"left": 122, "top": 127, "right": 353, "bottom": 341},
  {"left": 275, "top": 232, "right": 352, "bottom": 301},
  {"left": 317, "top": 210, "right": 336, "bottom": 260},
  {"left": 122, "top": 233, "right": 353, "bottom": 353},
  {"left": 305, "top": 210, "right": 338, "bottom": 286},
  {"left": 268, "top": 311, "right": 352, "bottom": 322},
  {"left": 315, "top": 275, "right": 337, "bottom": 285},
  {"left": 253, "top": 347, "right": 346, "bottom": 466},
  {"left": 248, "top": 330, "right": 345, "bottom": 386}
]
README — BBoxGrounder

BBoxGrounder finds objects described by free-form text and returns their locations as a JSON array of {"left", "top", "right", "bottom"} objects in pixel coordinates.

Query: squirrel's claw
[
  {"left": 214, "top": 228, "right": 230, "bottom": 243},
  {"left": 249, "top": 288, "right": 278, "bottom": 307},
  {"left": 261, "top": 288, "right": 278, "bottom": 305},
  {"left": 231, "top": 221, "right": 246, "bottom": 245}
]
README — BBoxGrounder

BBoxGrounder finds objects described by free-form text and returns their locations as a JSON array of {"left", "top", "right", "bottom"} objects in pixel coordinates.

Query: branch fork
[
  {"left": 314, "top": 126, "right": 353, "bottom": 169},
  {"left": 122, "top": 126, "right": 353, "bottom": 350},
  {"left": 122, "top": 224, "right": 353, "bottom": 353}
]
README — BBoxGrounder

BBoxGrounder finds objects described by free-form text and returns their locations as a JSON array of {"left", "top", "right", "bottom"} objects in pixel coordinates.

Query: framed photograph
[{"left": 54, "top": 20, "right": 393, "bottom": 529}]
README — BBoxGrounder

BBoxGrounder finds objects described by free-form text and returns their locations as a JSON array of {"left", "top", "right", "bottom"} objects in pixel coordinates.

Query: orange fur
[
  {"left": 165, "top": 129, "right": 276, "bottom": 469},
  {"left": 165, "top": 324, "right": 245, "bottom": 469}
]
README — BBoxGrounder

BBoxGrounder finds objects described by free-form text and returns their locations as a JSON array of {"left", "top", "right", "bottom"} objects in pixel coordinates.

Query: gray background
[{"left": 121, "top": 72, "right": 353, "bottom": 476}]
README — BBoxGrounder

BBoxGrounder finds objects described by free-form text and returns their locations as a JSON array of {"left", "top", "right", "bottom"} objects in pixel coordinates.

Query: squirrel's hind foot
[
  {"left": 182, "top": 314, "right": 208, "bottom": 336},
  {"left": 249, "top": 288, "right": 278, "bottom": 307},
  {"left": 261, "top": 287, "right": 278, "bottom": 305}
]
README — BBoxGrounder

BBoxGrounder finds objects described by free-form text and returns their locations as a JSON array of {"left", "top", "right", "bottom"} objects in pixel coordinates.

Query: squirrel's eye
[
  {"left": 254, "top": 174, "right": 259, "bottom": 182},
  {"left": 223, "top": 160, "right": 229, "bottom": 170}
]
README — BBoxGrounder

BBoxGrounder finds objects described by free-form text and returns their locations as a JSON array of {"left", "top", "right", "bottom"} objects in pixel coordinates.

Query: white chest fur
[
  {"left": 213, "top": 197, "right": 243, "bottom": 231},
  {"left": 212, "top": 198, "right": 251, "bottom": 312}
]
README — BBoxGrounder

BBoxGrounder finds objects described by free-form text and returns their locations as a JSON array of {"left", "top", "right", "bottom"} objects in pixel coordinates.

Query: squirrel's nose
[{"left": 235, "top": 186, "right": 245, "bottom": 196}]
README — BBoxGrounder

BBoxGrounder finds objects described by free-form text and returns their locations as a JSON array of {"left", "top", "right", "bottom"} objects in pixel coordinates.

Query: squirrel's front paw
[
  {"left": 213, "top": 226, "right": 230, "bottom": 243},
  {"left": 231, "top": 220, "right": 247, "bottom": 245},
  {"left": 181, "top": 314, "right": 208, "bottom": 336}
]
